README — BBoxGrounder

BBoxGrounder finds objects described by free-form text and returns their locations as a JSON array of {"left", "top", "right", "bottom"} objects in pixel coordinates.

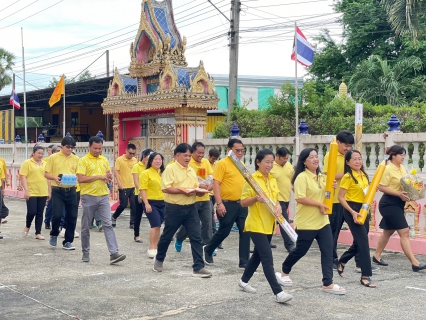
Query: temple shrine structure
[{"left": 102, "top": 0, "right": 219, "bottom": 163}]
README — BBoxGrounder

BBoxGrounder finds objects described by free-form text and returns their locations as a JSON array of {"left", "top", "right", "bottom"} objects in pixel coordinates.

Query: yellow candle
[
  {"left": 324, "top": 137, "right": 338, "bottom": 214},
  {"left": 357, "top": 160, "right": 386, "bottom": 225}
]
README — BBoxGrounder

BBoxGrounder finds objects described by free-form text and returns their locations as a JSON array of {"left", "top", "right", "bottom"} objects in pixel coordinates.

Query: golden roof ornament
[{"left": 339, "top": 78, "right": 348, "bottom": 97}]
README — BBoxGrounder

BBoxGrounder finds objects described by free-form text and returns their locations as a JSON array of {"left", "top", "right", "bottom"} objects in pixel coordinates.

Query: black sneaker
[
  {"left": 111, "top": 219, "right": 116, "bottom": 228},
  {"left": 49, "top": 236, "right": 57, "bottom": 247},
  {"left": 129, "top": 224, "right": 134, "bottom": 229},
  {"left": 203, "top": 246, "right": 214, "bottom": 264},
  {"left": 0, "top": 232, "right": 3, "bottom": 240},
  {"left": 110, "top": 252, "right": 126, "bottom": 264},
  {"left": 45, "top": 222, "right": 51, "bottom": 229}
]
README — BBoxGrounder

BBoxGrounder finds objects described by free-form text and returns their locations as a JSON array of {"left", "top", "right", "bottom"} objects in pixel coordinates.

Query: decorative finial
[
  {"left": 299, "top": 120, "right": 309, "bottom": 135},
  {"left": 387, "top": 114, "right": 401, "bottom": 132},
  {"left": 96, "top": 130, "right": 104, "bottom": 140},
  {"left": 38, "top": 134, "right": 45, "bottom": 143}
]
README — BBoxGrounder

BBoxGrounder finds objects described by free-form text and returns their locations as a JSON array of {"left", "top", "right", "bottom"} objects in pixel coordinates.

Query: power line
[
  {"left": 0, "top": 0, "right": 21, "bottom": 13},
  {"left": 0, "top": 0, "right": 35, "bottom": 21}
]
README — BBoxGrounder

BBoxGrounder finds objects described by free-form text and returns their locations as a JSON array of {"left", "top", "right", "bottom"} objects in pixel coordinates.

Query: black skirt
[{"left": 378, "top": 194, "right": 408, "bottom": 230}]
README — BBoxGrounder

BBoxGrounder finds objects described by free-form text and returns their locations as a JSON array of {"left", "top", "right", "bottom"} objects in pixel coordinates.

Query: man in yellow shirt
[
  {"left": 0, "top": 157, "right": 9, "bottom": 225},
  {"left": 154, "top": 143, "right": 212, "bottom": 278},
  {"left": 270, "top": 147, "right": 296, "bottom": 252},
  {"left": 204, "top": 139, "right": 250, "bottom": 269},
  {"left": 44, "top": 137, "right": 79, "bottom": 250},
  {"left": 112, "top": 144, "right": 137, "bottom": 229},
  {"left": 44, "top": 144, "right": 61, "bottom": 229},
  {"left": 174, "top": 142, "right": 214, "bottom": 251},
  {"left": 323, "top": 130, "right": 354, "bottom": 269},
  {"left": 77, "top": 136, "right": 126, "bottom": 264},
  {"left": 0, "top": 161, "right": 4, "bottom": 239},
  {"left": 208, "top": 148, "right": 221, "bottom": 248}
]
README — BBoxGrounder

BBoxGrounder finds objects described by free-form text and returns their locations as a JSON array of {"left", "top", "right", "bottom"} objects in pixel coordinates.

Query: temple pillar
[{"left": 174, "top": 106, "right": 207, "bottom": 144}]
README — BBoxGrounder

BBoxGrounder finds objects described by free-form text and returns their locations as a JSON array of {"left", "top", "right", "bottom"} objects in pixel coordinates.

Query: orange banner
[{"left": 48, "top": 75, "right": 65, "bottom": 107}]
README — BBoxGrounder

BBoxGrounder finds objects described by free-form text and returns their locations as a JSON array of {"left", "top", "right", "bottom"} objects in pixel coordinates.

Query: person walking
[
  {"left": 373, "top": 145, "right": 426, "bottom": 271},
  {"left": 77, "top": 136, "right": 126, "bottom": 264},
  {"left": 0, "top": 156, "right": 9, "bottom": 225},
  {"left": 44, "top": 144, "right": 61, "bottom": 230},
  {"left": 153, "top": 143, "right": 211, "bottom": 278},
  {"left": 21, "top": 146, "right": 49, "bottom": 240},
  {"left": 277, "top": 148, "right": 346, "bottom": 295},
  {"left": 207, "top": 148, "right": 222, "bottom": 249},
  {"left": 239, "top": 149, "right": 294, "bottom": 304},
  {"left": 112, "top": 144, "right": 137, "bottom": 228},
  {"left": 0, "top": 159, "right": 4, "bottom": 240}
]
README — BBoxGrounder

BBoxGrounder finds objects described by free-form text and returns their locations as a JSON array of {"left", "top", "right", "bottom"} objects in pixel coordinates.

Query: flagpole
[
  {"left": 21, "top": 27, "right": 28, "bottom": 158},
  {"left": 294, "top": 22, "right": 299, "bottom": 158},
  {"left": 63, "top": 75, "right": 65, "bottom": 137}
]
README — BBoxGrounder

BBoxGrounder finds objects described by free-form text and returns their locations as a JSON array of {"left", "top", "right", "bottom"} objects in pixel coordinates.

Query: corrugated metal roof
[{"left": 211, "top": 74, "right": 303, "bottom": 88}]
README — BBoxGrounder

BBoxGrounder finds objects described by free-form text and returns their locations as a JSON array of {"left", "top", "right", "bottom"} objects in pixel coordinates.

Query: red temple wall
[{"left": 118, "top": 112, "right": 143, "bottom": 155}]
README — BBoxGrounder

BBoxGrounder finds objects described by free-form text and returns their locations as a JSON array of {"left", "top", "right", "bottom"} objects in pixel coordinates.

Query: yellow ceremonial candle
[
  {"left": 324, "top": 137, "right": 338, "bottom": 214},
  {"left": 357, "top": 160, "right": 386, "bottom": 225}
]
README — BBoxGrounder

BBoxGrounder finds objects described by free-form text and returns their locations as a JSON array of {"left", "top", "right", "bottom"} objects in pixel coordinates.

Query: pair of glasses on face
[
  {"left": 64, "top": 145, "right": 74, "bottom": 150},
  {"left": 128, "top": 152, "right": 136, "bottom": 156}
]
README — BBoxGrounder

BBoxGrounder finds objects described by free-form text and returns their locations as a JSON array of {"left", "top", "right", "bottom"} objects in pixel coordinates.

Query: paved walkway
[{"left": 1, "top": 197, "right": 425, "bottom": 320}]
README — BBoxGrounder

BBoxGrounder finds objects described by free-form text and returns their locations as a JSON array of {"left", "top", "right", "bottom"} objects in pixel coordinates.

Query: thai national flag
[
  {"left": 291, "top": 27, "right": 314, "bottom": 67},
  {"left": 9, "top": 88, "right": 21, "bottom": 110}
]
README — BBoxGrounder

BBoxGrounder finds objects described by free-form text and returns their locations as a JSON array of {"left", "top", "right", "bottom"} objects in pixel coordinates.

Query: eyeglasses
[
  {"left": 64, "top": 145, "right": 74, "bottom": 150},
  {"left": 233, "top": 148, "right": 244, "bottom": 153},
  {"left": 128, "top": 152, "right": 136, "bottom": 156}
]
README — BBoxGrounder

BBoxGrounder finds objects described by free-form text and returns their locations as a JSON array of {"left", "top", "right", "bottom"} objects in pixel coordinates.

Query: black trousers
[
  {"left": 112, "top": 188, "right": 136, "bottom": 225},
  {"left": 278, "top": 201, "right": 296, "bottom": 250},
  {"left": 205, "top": 201, "right": 250, "bottom": 266},
  {"left": 156, "top": 203, "right": 204, "bottom": 271},
  {"left": 133, "top": 194, "right": 144, "bottom": 238},
  {"left": 339, "top": 202, "right": 372, "bottom": 277},
  {"left": 282, "top": 224, "right": 334, "bottom": 287},
  {"left": 0, "top": 201, "right": 9, "bottom": 219},
  {"left": 242, "top": 232, "right": 283, "bottom": 295},
  {"left": 50, "top": 188, "right": 78, "bottom": 245},
  {"left": 210, "top": 196, "right": 217, "bottom": 235},
  {"left": 329, "top": 203, "right": 345, "bottom": 262},
  {"left": 26, "top": 196, "right": 47, "bottom": 235}
]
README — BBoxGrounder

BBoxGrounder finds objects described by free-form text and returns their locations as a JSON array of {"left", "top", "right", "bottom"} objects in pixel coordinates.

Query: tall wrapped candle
[{"left": 324, "top": 137, "right": 338, "bottom": 214}]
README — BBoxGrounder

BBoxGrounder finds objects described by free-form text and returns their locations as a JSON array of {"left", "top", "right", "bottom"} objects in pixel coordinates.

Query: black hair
[
  {"left": 192, "top": 141, "right": 205, "bottom": 151},
  {"left": 336, "top": 130, "right": 355, "bottom": 144},
  {"left": 292, "top": 148, "right": 320, "bottom": 184},
  {"left": 127, "top": 143, "right": 136, "bottom": 150},
  {"left": 276, "top": 147, "right": 291, "bottom": 157},
  {"left": 32, "top": 145, "right": 44, "bottom": 154},
  {"left": 61, "top": 136, "right": 76, "bottom": 147},
  {"left": 228, "top": 138, "right": 243, "bottom": 148},
  {"left": 89, "top": 136, "right": 103, "bottom": 146},
  {"left": 209, "top": 148, "right": 220, "bottom": 158},
  {"left": 174, "top": 143, "right": 192, "bottom": 155},
  {"left": 386, "top": 145, "right": 406, "bottom": 160},
  {"left": 344, "top": 150, "right": 369, "bottom": 184},
  {"left": 146, "top": 152, "right": 165, "bottom": 173},
  {"left": 48, "top": 144, "right": 54, "bottom": 149},
  {"left": 255, "top": 149, "right": 274, "bottom": 171},
  {"left": 140, "top": 148, "right": 153, "bottom": 161}
]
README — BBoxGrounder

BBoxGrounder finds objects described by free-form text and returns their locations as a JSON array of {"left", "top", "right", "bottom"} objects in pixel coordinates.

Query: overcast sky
[{"left": 0, "top": 0, "right": 340, "bottom": 96}]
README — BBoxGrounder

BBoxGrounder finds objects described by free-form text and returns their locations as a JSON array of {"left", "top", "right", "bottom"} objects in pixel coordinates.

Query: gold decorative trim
[
  {"left": 190, "top": 61, "right": 214, "bottom": 94},
  {"left": 107, "top": 68, "right": 125, "bottom": 97}
]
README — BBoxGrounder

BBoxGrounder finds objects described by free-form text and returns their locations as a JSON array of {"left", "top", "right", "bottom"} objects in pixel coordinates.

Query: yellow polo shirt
[
  {"left": 140, "top": 167, "right": 164, "bottom": 201},
  {"left": 323, "top": 151, "right": 345, "bottom": 203},
  {"left": 242, "top": 171, "right": 278, "bottom": 234},
  {"left": 213, "top": 157, "right": 245, "bottom": 201},
  {"left": 0, "top": 158, "right": 5, "bottom": 180},
  {"left": 166, "top": 160, "right": 175, "bottom": 167},
  {"left": 20, "top": 158, "right": 48, "bottom": 197},
  {"left": 340, "top": 170, "right": 369, "bottom": 203},
  {"left": 270, "top": 161, "right": 293, "bottom": 202},
  {"left": 77, "top": 153, "right": 110, "bottom": 197},
  {"left": 161, "top": 161, "right": 199, "bottom": 205},
  {"left": 132, "top": 161, "right": 146, "bottom": 195},
  {"left": 115, "top": 155, "right": 137, "bottom": 189},
  {"left": 209, "top": 161, "right": 217, "bottom": 196},
  {"left": 45, "top": 151, "right": 79, "bottom": 187},
  {"left": 189, "top": 157, "right": 213, "bottom": 202},
  {"left": 294, "top": 169, "right": 329, "bottom": 230},
  {"left": 380, "top": 163, "right": 407, "bottom": 192}
]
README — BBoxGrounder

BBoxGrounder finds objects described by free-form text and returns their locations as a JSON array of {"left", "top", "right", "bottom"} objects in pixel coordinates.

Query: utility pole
[
  {"left": 227, "top": 0, "right": 240, "bottom": 121},
  {"left": 106, "top": 50, "right": 111, "bottom": 141}
]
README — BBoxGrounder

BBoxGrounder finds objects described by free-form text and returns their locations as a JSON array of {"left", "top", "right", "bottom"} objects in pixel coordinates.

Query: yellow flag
[{"left": 48, "top": 75, "right": 65, "bottom": 107}]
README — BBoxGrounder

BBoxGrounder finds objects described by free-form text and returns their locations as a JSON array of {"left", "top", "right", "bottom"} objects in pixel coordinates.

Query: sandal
[
  {"left": 360, "top": 277, "right": 377, "bottom": 288},
  {"left": 275, "top": 272, "right": 293, "bottom": 287},
  {"left": 337, "top": 262, "right": 345, "bottom": 277},
  {"left": 35, "top": 234, "right": 45, "bottom": 240},
  {"left": 22, "top": 227, "right": 30, "bottom": 237},
  {"left": 323, "top": 284, "right": 346, "bottom": 295}
]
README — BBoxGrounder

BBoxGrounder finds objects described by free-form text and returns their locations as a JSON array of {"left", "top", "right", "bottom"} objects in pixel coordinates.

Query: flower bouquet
[{"left": 400, "top": 169, "right": 426, "bottom": 201}]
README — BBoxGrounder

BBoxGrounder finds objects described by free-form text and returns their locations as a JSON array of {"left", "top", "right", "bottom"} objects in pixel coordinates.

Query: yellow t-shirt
[
  {"left": 161, "top": 161, "right": 199, "bottom": 205},
  {"left": 140, "top": 167, "right": 164, "bottom": 201},
  {"left": 339, "top": 170, "right": 369, "bottom": 203},
  {"left": 189, "top": 157, "right": 213, "bottom": 202},
  {"left": 323, "top": 151, "right": 345, "bottom": 203},
  {"left": 242, "top": 171, "right": 278, "bottom": 234},
  {"left": 20, "top": 158, "right": 48, "bottom": 197},
  {"left": 294, "top": 169, "right": 329, "bottom": 230},
  {"left": 213, "top": 157, "right": 245, "bottom": 201},
  {"left": 115, "top": 155, "right": 137, "bottom": 189},
  {"left": 380, "top": 163, "right": 407, "bottom": 192},
  {"left": 45, "top": 151, "right": 79, "bottom": 187},
  {"left": 270, "top": 161, "right": 293, "bottom": 202},
  {"left": 77, "top": 153, "right": 111, "bottom": 197},
  {"left": 0, "top": 158, "right": 5, "bottom": 180},
  {"left": 209, "top": 161, "right": 217, "bottom": 196},
  {"left": 132, "top": 161, "right": 146, "bottom": 195}
]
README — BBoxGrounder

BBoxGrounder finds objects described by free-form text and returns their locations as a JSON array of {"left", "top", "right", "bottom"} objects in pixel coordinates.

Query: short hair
[
  {"left": 89, "top": 136, "right": 103, "bottom": 146},
  {"left": 209, "top": 148, "right": 220, "bottom": 158},
  {"left": 127, "top": 143, "right": 136, "bottom": 150},
  {"left": 192, "top": 141, "right": 205, "bottom": 151},
  {"left": 228, "top": 138, "right": 243, "bottom": 148},
  {"left": 255, "top": 149, "right": 274, "bottom": 171},
  {"left": 48, "top": 144, "right": 54, "bottom": 149},
  {"left": 140, "top": 148, "right": 153, "bottom": 161},
  {"left": 174, "top": 143, "right": 192, "bottom": 155},
  {"left": 146, "top": 152, "right": 165, "bottom": 173},
  {"left": 61, "top": 136, "right": 76, "bottom": 147},
  {"left": 276, "top": 147, "right": 291, "bottom": 157},
  {"left": 52, "top": 144, "right": 60, "bottom": 153},
  {"left": 336, "top": 130, "right": 354, "bottom": 144},
  {"left": 386, "top": 145, "right": 406, "bottom": 160}
]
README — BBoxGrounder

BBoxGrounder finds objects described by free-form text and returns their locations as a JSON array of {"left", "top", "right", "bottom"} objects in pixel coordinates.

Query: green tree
[
  {"left": 0, "top": 48, "right": 16, "bottom": 90},
  {"left": 48, "top": 70, "right": 96, "bottom": 88}
]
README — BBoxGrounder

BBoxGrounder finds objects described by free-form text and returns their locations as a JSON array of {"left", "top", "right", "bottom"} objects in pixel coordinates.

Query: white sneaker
[
  {"left": 275, "top": 272, "right": 293, "bottom": 287},
  {"left": 59, "top": 228, "right": 65, "bottom": 238},
  {"left": 74, "top": 231, "right": 79, "bottom": 238},
  {"left": 238, "top": 280, "right": 256, "bottom": 293},
  {"left": 147, "top": 249, "right": 157, "bottom": 259},
  {"left": 276, "top": 291, "right": 293, "bottom": 303}
]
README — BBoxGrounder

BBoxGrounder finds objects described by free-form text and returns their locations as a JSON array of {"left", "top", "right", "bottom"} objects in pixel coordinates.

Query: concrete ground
[{"left": 0, "top": 197, "right": 425, "bottom": 320}]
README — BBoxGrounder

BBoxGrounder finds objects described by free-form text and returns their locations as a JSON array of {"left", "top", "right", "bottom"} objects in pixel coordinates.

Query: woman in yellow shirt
[
  {"left": 279, "top": 148, "right": 345, "bottom": 295},
  {"left": 21, "top": 146, "right": 48, "bottom": 240},
  {"left": 239, "top": 149, "right": 293, "bottom": 304},
  {"left": 140, "top": 152, "right": 165, "bottom": 258},
  {"left": 373, "top": 145, "right": 426, "bottom": 271},
  {"left": 336, "top": 150, "right": 376, "bottom": 288}
]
